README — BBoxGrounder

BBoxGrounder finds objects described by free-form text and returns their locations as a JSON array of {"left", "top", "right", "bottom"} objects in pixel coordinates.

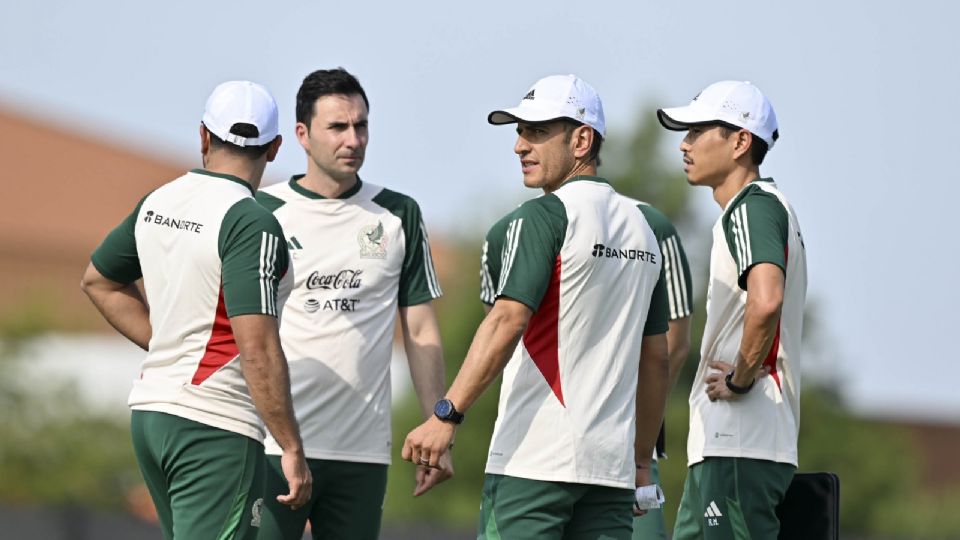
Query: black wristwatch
[
  {"left": 433, "top": 398, "right": 464, "bottom": 424},
  {"left": 725, "top": 371, "right": 755, "bottom": 395}
]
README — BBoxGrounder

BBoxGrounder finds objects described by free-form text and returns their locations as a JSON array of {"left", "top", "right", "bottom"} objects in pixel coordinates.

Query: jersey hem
[
  {"left": 687, "top": 449, "right": 798, "bottom": 467},
  {"left": 264, "top": 443, "right": 391, "bottom": 465},
  {"left": 484, "top": 465, "right": 634, "bottom": 490},
  {"left": 496, "top": 291, "right": 541, "bottom": 312},
  {"left": 90, "top": 254, "right": 139, "bottom": 285},
  {"left": 129, "top": 404, "right": 265, "bottom": 443},
  {"left": 398, "top": 292, "right": 439, "bottom": 308}
]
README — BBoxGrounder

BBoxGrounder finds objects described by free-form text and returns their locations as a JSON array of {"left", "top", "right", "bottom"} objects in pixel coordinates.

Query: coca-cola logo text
[{"left": 306, "top": 269, "right": 363, "bottom": 290}]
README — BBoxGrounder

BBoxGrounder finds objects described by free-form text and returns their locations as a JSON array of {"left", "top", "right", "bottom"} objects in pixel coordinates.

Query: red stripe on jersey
[
  {"left": 192, "top": 287, "right": 238, "bottom": 385},
  {"left": 763, "top": 323, "right": 782, "bottom": 392},
  {"left": 523, "top": 256, "right": 564, "bottom": 406},
  {"left": 763, "top": 245, "right": 788, "bottom": 392}
]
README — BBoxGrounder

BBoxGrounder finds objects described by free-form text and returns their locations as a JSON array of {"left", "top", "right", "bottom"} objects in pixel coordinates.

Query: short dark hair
[
  {"left": 207, "top": 122, "right": 272, "bottom": 159},
  {"left": 561, "top": 119, "right": 603, "bottom": 166},
  {"left": 296, "top": 68, "right": 369, "bottom": 127},
  {"left": 718, "top": 124, "right": 769, "bottom": 166}
]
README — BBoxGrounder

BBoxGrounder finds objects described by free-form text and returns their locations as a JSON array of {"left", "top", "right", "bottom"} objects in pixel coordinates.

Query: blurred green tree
[
  {"left": 386, "top": 103, "right": 957, "bottom": 538},
  {"left": 0, "top": 303, "right": 141, "bottom": 511}
]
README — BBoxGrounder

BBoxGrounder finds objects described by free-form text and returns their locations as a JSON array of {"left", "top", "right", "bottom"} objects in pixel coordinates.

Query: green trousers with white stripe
[
  {"left": 672, "top": 457, "right": 794, "bottom": 540},
  {"left": 131, "top": 411, "right": 266, "bottom": 540}
]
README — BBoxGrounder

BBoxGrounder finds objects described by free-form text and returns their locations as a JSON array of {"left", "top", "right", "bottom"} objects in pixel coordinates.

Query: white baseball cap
[
  {"left": 657, "top": 80, "right": 779, "bottom": 148},
  {"left": 488, "top": 74, "right": 606, "bottom": 138},
  {"left": 201, "top": 80, "right": 279, "bottom": 147}
]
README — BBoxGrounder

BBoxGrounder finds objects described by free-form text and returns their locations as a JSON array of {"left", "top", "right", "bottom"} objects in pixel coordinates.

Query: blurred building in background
[
  {"left": 0, "top": 103, "right": 472, "bottom": 538},
  {"left": 0, "top": 107, "right": 181, "bottom": 332}
]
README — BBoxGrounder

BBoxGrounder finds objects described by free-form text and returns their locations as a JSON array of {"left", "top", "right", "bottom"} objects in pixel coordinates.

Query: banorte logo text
[{"left": 591, "top": 244, "right": 657, "bottom": 263}]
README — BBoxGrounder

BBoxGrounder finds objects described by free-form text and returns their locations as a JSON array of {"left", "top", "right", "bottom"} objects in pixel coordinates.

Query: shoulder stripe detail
[
  {"left": 259, "top": 231, "right": 279, "bottom": 316},
  {"left": 497, "top": 218, "right": 523, "bottom": 296},
  {"left": 732, "top": 205, "right": 752, "bottom": 274},
  {"left": 420, "top": 220, "right": 443, "bottom": 298},
  {"left": 662, "top": 236, "right": 691, "bottom": 319},
  {"left": 480, "top": 240, "right": 495, "bottom": 304}
]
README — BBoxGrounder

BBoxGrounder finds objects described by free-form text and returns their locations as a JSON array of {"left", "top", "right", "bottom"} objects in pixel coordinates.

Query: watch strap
[{"left": 725, "top": 370, "right": 755, "bottom": 394}]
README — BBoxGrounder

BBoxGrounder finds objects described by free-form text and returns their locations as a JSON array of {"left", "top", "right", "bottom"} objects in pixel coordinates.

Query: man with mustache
[{"left": 657, "top": 81, "right": 808, "bottom": 540}]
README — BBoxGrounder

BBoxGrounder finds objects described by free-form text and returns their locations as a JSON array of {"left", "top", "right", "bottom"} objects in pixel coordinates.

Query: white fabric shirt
[
  {"left": 481, "top": 176, "right": 669, "bottom": 489},
  {"left": 92, "top": 170, "right": 287, "bottom": 442},
  {"left": 688, "top": 179, "right": 807, "bottom": 466},
  {"left": 257, "top": 178, "right": 441, "bottom": 463}
]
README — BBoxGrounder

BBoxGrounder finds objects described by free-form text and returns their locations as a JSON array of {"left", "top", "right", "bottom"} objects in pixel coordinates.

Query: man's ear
[
  {"left": 572, "top": 124, "right": 594, "bottom": 159},
  {"left": 199, "top": 123, "right": 211, "bottom": 156},
  {"left": 295, "top": 123, "right": 310, "bottom": 152},
  {"left": 732, "top": 129, "right": 753, "bottom": 161},
  {"left": 266, "top": 135, "right": 283, "bottom": 162}
]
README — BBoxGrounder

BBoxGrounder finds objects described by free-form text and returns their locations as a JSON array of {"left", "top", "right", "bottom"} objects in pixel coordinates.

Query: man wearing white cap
[
  {"left": 81, "top": 80, "right": 311, "bottom": 539},
  {"left": 657, "top": 81, "right": 808, "bottom": 539},
  {"left": 402, "top": 74, "right": 671, "bottom": 539}
]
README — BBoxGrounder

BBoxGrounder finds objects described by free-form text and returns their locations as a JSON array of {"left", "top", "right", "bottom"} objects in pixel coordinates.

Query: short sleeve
[
  {"left": 90, "top": 195, "right": 148, "bottom": 284},
  {"left": 722, "top": 189, "right": 789, "bottom": 290},
  {"left": 218, "top": 199, "right": 290, "bottom": 318},
  {"left": 643, "top": 265, "right": 670, "bottom": 336},
  {"left": 480, "top": 215, "right": 511, "bottom": 306},
  {"left": 637, "top": 203, "right": 694, "bottom": 321},
  {"left": 372, "top": 189, "right": 442, "bottom": 307},
  {"left": 491, "top": 195, "right": 567, "bottom": 311}
]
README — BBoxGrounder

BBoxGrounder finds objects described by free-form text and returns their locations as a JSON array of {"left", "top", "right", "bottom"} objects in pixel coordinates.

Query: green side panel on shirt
[
  {"left": 254, "top": 190, "right": 287, "bottom": 213},
  {"left": 491, "top": 194, "right": 567, "bottom": 312},
  {"left": 638, "top": 203, "right": 694, "bottom": 320},
  {"left": 90, "top": 194, "right": 149, "bottom": 284},
  {"left": 643, "top": 265, "right": 670, "bottom": 336},
  {"left": 722, "top": 181, "right": 789, "bottom": 290},
  {"left": 372, "top": 188, "right": 442, "bottom": 307},
  {"left": 218, "top": 198, "right": 290, "bottom": 318}
]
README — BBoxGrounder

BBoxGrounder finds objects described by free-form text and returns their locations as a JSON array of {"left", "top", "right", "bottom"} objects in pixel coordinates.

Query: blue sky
[{"left": 3, "top": 0, "right": 958, "bottom": 421}]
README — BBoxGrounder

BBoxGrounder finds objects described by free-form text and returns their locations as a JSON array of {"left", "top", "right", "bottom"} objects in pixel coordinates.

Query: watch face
[{"left": 435, "top": 399, "right": 452, "bottom": 418}]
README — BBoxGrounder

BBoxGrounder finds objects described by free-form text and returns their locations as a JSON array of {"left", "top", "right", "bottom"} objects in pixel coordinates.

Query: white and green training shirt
[
  {"left": 634, "top": 202, "right": 694, "bottom": 323},
  {"left": 479, "top": 175, "right": 669, "bottom": 490},
  {"left": 688, "top": 178, "right": 807, "bottom": 466},
  {"left": 91, "top": 169, "right": 289, "bottom": 442},
  {"left": 256, "top": 177, "right": 442, "bottom": 464},
  {"left": 634, "top": 201, "right": 694, "bottom": 461}
]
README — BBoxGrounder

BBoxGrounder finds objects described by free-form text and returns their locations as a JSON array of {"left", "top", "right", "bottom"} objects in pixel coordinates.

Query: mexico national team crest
[{"left": 359, "top": 221, "right": 388, "bottom": 259}]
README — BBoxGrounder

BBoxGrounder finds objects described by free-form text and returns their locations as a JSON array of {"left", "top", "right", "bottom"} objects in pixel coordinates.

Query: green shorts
[
  {"left": 478, "top": 473, "right": 634, "bottom": 540},
  {"left": 258, "top": 455, "right": 388, "bottom": 540},
  {"left": 130, "top": 410, "right": 265, "bottom": 540},
  {"left": 673, "top": 457, "right": 795, "bottom": 540},
  {"left": 631, "top": 459, "right": 666, "bottom": 540}
]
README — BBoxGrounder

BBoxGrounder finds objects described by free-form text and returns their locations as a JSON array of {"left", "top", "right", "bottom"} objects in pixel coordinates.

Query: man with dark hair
[
  {"left": 80, "top": 80, "right": 311, "bottom": 540},
  {"left": 255, "top": 68, "right": 449, "bottom": 540},
  {"left": 402, "top": 74, "right": 671, "bottom": 539},
  {"left": 657, "top": 80, "right": 808, "bottom": 540}
]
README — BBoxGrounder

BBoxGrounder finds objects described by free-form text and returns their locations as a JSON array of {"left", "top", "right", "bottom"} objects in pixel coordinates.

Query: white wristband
[{"left": 634, "top": 484, "right": 665, "bottom": 511}]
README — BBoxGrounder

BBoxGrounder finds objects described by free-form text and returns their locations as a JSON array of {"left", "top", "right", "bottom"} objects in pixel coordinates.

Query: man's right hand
[{"left": 276, "top": 449, "right": 312, "bottom": 510}]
